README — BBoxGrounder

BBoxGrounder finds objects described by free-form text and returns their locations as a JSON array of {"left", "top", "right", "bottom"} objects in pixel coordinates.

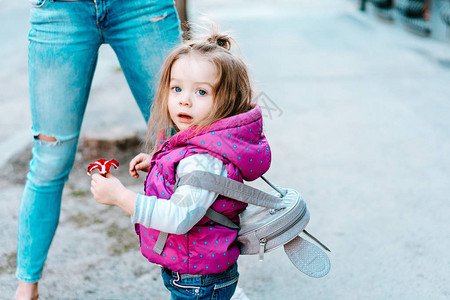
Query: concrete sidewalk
[{"left": 1, "top": 0, "right": 450, "bottom": 299}]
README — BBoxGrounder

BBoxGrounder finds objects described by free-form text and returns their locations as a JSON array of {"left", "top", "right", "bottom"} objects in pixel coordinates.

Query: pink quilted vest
[{"left": 135, "top": 105, "right": 271, "bottom": 274}]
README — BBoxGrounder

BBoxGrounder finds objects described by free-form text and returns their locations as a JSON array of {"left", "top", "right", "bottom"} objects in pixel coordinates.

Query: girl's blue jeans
[
  {"left": 17, "top": 0, "right": 181, "bottom": 283},
  {"left": 161, "top": 264, "right": 239, "bottom": 300}
]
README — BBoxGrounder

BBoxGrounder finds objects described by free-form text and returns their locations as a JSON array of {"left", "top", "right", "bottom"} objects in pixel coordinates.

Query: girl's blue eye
[
  {"left": 174, "top": 87, "right": 182, "bottom": 92},
  {"left": 197, "top": 89, "right": 207, "bottom": 96}
]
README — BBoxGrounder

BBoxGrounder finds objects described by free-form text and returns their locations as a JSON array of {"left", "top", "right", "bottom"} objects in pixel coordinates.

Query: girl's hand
[
  {"left": 90, "top": 173, "right": 137, "bottom": 215},
  {"left": 90, "top": 173, "right": 126, "bottom": 206},
  {"left": 129, "top": 153, "right": 152, "bottom": 178}
]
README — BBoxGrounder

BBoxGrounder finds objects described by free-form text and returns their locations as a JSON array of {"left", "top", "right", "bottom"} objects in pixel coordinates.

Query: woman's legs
[
  {"left": 16, "top": 0, "right": 102, "bottom": 292},
  {"left": 105, "top": 0, "right": 182, "bottom": 122},
  {"left": 17, "top": 0, "right": 181, "bottom": 297}
]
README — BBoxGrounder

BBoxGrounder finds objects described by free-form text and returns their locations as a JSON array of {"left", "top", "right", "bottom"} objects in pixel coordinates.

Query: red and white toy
[{"left": 87, "top": 159, "right": 119, "bottom": 176}]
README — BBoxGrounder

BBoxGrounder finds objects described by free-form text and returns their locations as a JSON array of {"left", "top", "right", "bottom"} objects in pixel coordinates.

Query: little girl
[{"left": 90, "top": 26, "right": 271, "bottom": 299}]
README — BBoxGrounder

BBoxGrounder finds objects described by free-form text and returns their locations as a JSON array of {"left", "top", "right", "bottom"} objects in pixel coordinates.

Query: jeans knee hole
[
  {"left": 150, "top": 12, "right": 167, "bottom": 22},
  {"left": 34, "top": 134, "right": 59, "bottom": 145},
  {"left": 36, "top": 134, "right": 57, "bottom": 142}
]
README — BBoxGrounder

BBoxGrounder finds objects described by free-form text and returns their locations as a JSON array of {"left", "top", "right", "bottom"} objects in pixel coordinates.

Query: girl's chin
[
  {"left": 172, "top": 119, "right": 198, "bottom": 132},
  {"left": 175, "top": 123, "right": 190, "bottom": 131}
]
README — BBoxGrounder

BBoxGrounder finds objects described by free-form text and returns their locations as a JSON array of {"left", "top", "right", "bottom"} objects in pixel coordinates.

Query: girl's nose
[{"left": 178, "top": 95, "right": 191, "bottom": 107}]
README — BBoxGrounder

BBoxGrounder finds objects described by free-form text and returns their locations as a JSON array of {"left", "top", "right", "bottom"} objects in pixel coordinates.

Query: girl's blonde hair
[{"left": 145, "top": 24, "right": 253, "bottom": 153}]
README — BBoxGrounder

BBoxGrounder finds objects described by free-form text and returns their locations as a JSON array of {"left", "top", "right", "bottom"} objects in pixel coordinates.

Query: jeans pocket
[
  {"left": 170, "top": 279, "right": 201, "bottom": 297},
  {"left": 29, "top": 0, "right": 48, "bottom": 8},
  {"left": 161, "top": 269, "right": 201, "bottom": 298},
  {"left": 211, "top": 276, "right": 239, "bottom": 300}
]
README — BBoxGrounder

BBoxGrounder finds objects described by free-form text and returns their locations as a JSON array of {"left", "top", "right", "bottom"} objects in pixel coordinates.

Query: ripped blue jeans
[{"left": 17, "top": 0, "right": 181, "bottom": 283}]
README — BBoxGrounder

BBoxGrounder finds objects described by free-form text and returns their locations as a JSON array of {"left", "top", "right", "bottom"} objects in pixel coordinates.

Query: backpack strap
[
  {"left": 205, "top": 208, "right": 240, "bottom": 230},
  {"left": 176, "top": 170, "right": 286, "bottom": 210},
  {"left": 154, "top": 232, "right": 168, "bottom": 255},
  {"left": 153, "top": 208, "right": 239, "bottom": 255},
  {"left": 153, "top": 171, "right": 285, "bottom": 254}
]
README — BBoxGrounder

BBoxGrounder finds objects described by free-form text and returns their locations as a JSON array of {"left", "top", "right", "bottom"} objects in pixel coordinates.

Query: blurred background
[{"left": 0, "top": 0, "right": 449, "bottom": 299}]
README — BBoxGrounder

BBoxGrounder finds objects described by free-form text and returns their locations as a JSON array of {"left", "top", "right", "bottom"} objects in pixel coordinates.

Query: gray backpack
[{"left": 175, "top": 170, "right": 331, "bottom": 278}]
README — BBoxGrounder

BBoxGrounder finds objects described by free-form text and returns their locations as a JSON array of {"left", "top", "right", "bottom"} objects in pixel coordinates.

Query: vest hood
[{"left": 167, "top": 105, "right": 271, "bottom": 181}]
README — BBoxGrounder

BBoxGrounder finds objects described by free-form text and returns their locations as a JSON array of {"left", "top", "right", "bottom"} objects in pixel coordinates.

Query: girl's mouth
[{"left": 177, "top": 113, "right": 193, "bottom": 123}]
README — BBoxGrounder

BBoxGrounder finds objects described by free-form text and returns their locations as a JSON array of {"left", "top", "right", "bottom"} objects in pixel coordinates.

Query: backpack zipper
[{"left": 259, "top": 204, "right": 307, "bottom": 261}]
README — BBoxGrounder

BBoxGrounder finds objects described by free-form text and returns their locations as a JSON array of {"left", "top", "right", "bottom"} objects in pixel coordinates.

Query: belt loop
[{"left": 201, "top": 275, "right": 205, "bottom": 286}]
